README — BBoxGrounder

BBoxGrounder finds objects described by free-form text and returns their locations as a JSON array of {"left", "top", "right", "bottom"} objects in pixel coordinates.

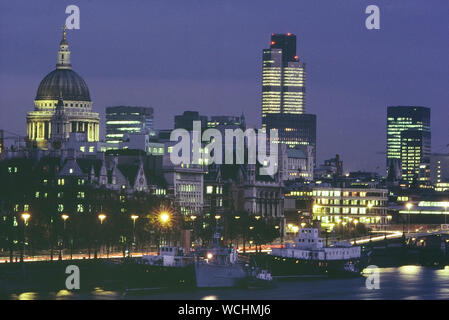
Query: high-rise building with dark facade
[
  {"left": 262, "top": 33, "right": 306, "bottom": 127},
  {"left": 386, "top": 106, "right": 431, "bottom": 182},
  {"left": 106, "top": 106, "right": 154, "bottom": 144},
  {"left": 207, "top": 115, "right": 246, "bottom": 131},
  {"left": 265, "top": 113, "right": 316, "bottom": 165},
  {"left": 174, "top": 111, "right": 207, "bottom": 132}
]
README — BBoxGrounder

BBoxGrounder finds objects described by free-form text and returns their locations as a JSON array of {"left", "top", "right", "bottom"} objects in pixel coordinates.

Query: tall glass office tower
[
  {"left": 400, "top": 130, "right": 431, "bottom": 188},
  {"left": 262, "top": 33, "right": 306, "bottom": 127},
  {"left": 386, "top": 106, "right": 431, "bottom": 183},
  {"left": 106, "top": 106, "right": 154, "bottom": 144}
]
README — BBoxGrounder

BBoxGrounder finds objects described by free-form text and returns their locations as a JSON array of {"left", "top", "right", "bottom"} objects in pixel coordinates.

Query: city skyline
[{"left": 0, "top": 0, "right": 448, "bottom": 173}]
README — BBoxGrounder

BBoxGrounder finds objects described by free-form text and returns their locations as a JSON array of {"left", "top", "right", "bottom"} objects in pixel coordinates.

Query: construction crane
[{"left": 0, "top": 129, "right": 27, "bottom": 152}]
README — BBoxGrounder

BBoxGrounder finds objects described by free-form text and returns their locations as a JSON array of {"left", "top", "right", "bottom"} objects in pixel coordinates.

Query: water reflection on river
[{"left": 7, "top": 266, "right": 449, "bottom": 300}]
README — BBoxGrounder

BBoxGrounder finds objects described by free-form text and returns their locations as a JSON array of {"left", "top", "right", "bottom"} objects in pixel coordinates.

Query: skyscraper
[
  {"left": 400, "top": 130, "right": 431, "bottom": 188},
  {"left": 261, "top": 33, "right": 315, "bottom": 168},
  {"left": 106, "top": 106, "right": 154, "bottom": 144},
  {"left": 265, "top": 113, "right": 316, "bottom": 165},
  {"left": 262, "top": 33, "right": 306, "bottom": 127},
  {"left": 386, "top": 106, "right": 431, "bottom": 183}
]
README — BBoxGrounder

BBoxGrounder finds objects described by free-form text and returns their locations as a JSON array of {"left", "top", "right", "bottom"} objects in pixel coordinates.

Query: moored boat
[
  {"left": 194, "top": 231, "right": 248, "bottom": 288},
  {"left": 259, "top": 228, "right": 366, "bottom": 278}
]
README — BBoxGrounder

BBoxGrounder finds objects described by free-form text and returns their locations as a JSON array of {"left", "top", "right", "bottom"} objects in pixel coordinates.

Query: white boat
[
  {"left": 142, "top": 246, "right": 193, "bottom": 267},
  {"left": 263, "top": 228, "right": 365, "bottom": 277}
]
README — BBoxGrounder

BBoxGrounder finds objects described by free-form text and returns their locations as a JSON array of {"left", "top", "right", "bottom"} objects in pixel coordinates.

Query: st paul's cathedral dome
[{"left": 26, "top": 26, "right": 100, "bottom": 149}]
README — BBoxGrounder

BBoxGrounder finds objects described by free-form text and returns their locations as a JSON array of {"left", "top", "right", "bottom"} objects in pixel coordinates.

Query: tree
[{"left": 249, "top": 217, "right": 280, "bottom": 252}]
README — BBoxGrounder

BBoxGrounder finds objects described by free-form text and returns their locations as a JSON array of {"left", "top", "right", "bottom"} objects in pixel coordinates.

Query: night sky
[{"left": 0, "top": 0, "right": 447, "bottom": 173}]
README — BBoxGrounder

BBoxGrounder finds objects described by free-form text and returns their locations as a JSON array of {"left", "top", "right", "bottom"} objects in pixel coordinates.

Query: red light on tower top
[{"left": 287, "top": 32, "right": 292, "bottom": 36}]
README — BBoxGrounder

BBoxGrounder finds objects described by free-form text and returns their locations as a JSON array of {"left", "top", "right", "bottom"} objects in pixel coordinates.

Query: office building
[
  {"left": 206, "top": 114, "right": 246, "bottom": 131},
  {"left": 262, "top": 34, "right": 316, "bottom": 166},
  {"left": 312, "top": 187, "right": 389, "bottom": 228},
  {"left": 265, "top": 113, "right": 315, "bottom": 150},
  {"left": 284, "top": 146, "right": 314, "bottom": 181},
  {"left": 174, "top": 111, "right": 207, "bottom": 132},
  {"left": 386, "top": 106, "right": 431, "bottom": 181},
  {"left": 262, "top": 33, "right": 306, "bottom": 127},
  {"left": 105, "top": 106, "right": 154, "bottom": 144},
  {"left": 430, "top": 153, "right": 449, "bottom": 186},
  {"left": 400, "top": 129, "right": 431, "bottom": 188}
]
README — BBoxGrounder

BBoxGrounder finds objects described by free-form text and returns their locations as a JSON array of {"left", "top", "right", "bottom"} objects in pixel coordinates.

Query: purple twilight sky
[{"left": 0, "top": 0, "right": 448, "bottom": 173}]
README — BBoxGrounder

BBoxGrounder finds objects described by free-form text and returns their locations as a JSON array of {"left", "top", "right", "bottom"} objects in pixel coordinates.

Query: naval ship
[
  {"left": 258, "top": 228, "right": 367, "bottom": 277},
  {"left": 194, "top": 232, "right": 247, "bottom": 288},
  {"left": 115, "top": 246, "right": 195, "bottom": 291}
]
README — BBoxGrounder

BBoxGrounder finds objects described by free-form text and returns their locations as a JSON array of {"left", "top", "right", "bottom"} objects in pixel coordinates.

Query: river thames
[{"left": 6, "top": 265, "right": 449, "bottom": 300}]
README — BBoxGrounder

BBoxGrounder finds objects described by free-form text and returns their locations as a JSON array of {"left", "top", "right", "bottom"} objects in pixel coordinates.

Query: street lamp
[
  {"left": 21, "top": 212, "right": 31, "bottom": 262},
  {"left": 159, "top": 212, "right": 170, "bottom": 224},
  {"left": 405, "top": 202, "right": 413, "bottom": 234},
  {"left": 292, "top": 225, "right": 299, "bottom": 234},
  {"left": 96, "top": 213, "right": 107, "bottom": 259},
  {"left": 60, "top": 214, "right": 69, "bottom": 260},
  {"left": 22, "top": 212, "right": 31, "bottom": 224},
  {"left": 158, "top": 211, "right": 171, "bottom": 247},
  {"left": 130, "top": 215, "right": 139, "bottom": 253},
  {"left": 61, "top": 214, "right": 69, "bottom": 229},
  {"left": 98, "top": 213, "right": 107, "bottom": 225}
]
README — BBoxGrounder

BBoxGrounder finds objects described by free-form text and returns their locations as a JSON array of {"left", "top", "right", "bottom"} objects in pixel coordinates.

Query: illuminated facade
[
  {"left": 400, "top": 130, "right": 431, "bottom": 188},
  {"left": 386, "top": 106, "right": 430, "bottom": 182},
  {"left": 397, "top": 200, "right": 449, "bottom": 224},
  {"left": 262, "top": 33, "right": 306, "bottom": 127},
  {"left": 311, "top": 187, "right": 389, "bottom": 227},
  {"left": 430, "top": 153, "right": 449, "bottom": 187},
  {"left": 105, "top": 106, "right": 155, "bottom": 145},
  {"left": 163, "top": 162, "right": 205, "bottom": 216},
  {"left": 26, "top": 27, "right": 100, "bottom": 149},
  {"left": 285, "top": 146, "right": 314, "bottom": 181}
]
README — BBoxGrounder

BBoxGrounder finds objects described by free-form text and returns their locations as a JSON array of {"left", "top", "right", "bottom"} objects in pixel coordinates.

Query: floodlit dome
[{"left": 35, "top": 69, "right": 91, "bottom": 101}]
